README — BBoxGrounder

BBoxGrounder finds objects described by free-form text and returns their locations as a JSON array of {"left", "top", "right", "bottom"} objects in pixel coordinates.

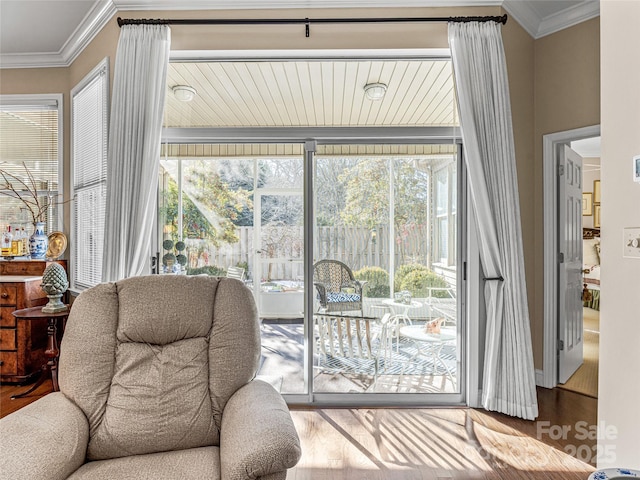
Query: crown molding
[
  {"left": 0, "top": 52, "right": 67, "bottom": 69},
  {"left": 61, "top": 1, "right": 119, "bottom": 66},
  {"left": 503, "top": 0, "right": 599, "bottom": 39},
  {"left": 0, "top": 0, "right": 601, "bottom": 69},
  {"left": 501, "top": 0, "right": 539, "bottom": 37},
  {"left": 536, "top": 0, "right": 599, "bottom": 38},
  {"left": 113, "top": 0, "right": 502, "bottom": 10},
  {"left": 0, "top": 1, "right": 117, "bottom": 69}
]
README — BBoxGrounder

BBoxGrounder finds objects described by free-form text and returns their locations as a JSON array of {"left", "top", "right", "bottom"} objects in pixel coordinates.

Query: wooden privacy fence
[
  {"left": 315, "top": 223, "right": 430, "bottom": 271},
  {"left": 185, "top": 224, "right": 430, "bottom": 280}
]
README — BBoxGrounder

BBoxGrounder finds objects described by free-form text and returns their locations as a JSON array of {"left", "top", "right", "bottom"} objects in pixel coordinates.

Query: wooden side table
[{"left": 10, "top": 306, "right": 69, "bottom": 399}]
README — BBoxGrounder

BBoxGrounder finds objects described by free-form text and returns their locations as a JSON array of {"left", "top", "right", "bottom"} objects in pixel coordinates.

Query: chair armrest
[
  {"left": 220, "top": 380, "right": 301, "bottom": 480},
  {"left": 353, "top": 280, "right": 368, "bottom": 295},
  {"left": 313, "top": 282, "right": 327, "bottom": 303},
  {"left": 426, "top": 287, "right": 456, "bottom": 302},
  {"left": 0, "top": 392, "right": 89, "bottom": 480}
]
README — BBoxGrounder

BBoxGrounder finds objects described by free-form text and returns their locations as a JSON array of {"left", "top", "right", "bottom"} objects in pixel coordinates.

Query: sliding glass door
[
  {"left": 157, "top": 145, "right": 307, "bottom": 394},
  {"left": 157, "top": 139, "right": 463, "bottom": 403},
  {"left": 312, "top": 144, "right": 461, "bottom": 396},
  {"left": 157, "top": 51, "right": 469, "bottom": 404}
]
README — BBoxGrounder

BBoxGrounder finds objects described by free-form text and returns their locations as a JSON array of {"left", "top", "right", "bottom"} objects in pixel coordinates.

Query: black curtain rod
[{"left": 117, "top": 14, "right": 507, "bottom": 37}]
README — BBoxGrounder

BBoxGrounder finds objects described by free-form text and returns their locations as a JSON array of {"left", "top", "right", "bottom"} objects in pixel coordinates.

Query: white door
[{"left": 558, "top": 145, "right": 584, "bottom": 384}]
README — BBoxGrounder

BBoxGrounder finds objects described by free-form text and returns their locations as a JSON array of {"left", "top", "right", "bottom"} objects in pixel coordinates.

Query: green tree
[
  {"left": 160, "top": 177, "right": 213, "bottom": 241},
  {"left": 339, "top": 159, "right": 386, "bottom": 229},
  {"left": 339, "top": 158, "right": 428, "bottom": 230},
  {"left": 187, "top": 167, "right": 252, "bottom": 246},
  {"left": 160, "top": 167, "right": 252, "bottom": 247},
  {"left": 314, "top": 157, "right": 353, "bottom": 226}
]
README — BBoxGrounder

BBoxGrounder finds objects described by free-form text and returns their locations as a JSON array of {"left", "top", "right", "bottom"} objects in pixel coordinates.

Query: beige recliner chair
[{"left": 0, "top": 275, "right": 301, "bottom": 480}]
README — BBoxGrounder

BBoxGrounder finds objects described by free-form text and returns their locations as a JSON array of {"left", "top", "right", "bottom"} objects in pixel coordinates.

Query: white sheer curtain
[
  {"left": 102, "top": 25, "right": 171, "bottom": 282},
  {"left": 448, "top": 21, "right": 538, "bottom": 420}
]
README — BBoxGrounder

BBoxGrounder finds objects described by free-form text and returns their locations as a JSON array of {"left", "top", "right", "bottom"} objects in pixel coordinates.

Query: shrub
[
  {"left": 186, "top": 265, "right": 226, "bottom": 277},
  {"left": 354, "top": 266, "right": 390, "bottom": 298},
  {"left": 394, "top": 263, "right": 429, "bottom": 292},
  {"left": 235, "top": 261, "right": 249, "bottom": 276},
  {"left": 399, "top": 269, "right": 450, "bottom": 298}
]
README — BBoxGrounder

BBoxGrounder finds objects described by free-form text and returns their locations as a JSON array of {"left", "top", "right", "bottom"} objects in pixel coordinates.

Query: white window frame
[
  {"left": 0, "top": 94, "right": 64, "bottom": 232},
  {"left": 70, "top": 57, "right": 109, "bottom": 293}
]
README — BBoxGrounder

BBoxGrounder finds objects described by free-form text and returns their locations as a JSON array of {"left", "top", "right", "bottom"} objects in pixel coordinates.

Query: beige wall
[
  {"left": 1, "top": 5, "right": 600, "bottom": 375},
  {"left": 598, "top": 0, "right": 640, "bottom": 469},
  {"left": 531, "top": 17, "right": 600, "bottom": 368},
  {"left": 168, "top": 7, "right": 451, "bottom": 50},
  {"left": 534, "top": 18, "right": 600, "bottom": 135}
]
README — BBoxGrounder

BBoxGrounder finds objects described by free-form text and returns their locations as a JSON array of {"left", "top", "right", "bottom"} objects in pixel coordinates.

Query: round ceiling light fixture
[
  {"left": 172, "top": 85, "right": 197, "bottom": 102},
  {"left": 364, "top": 82, "right": 387, "bottom": 101}
]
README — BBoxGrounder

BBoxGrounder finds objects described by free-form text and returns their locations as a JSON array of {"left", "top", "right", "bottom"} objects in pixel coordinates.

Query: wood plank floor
[
  {"left": 1, "top": 383, "right": 596, "bottom": 479},
  {"left": 289, "top": 388, "right": 596, "bottom": 479},
  {"left": 0, "top": 378, "right": 54, "bottom": 418}
]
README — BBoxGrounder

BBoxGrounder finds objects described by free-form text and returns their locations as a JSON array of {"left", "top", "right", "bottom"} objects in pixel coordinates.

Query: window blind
[
  {"left": 71, "top": 60, "right": 108, "bottom": 290},
  {"left": 0, "top": 100, "right": 60, "bottom": 232}
]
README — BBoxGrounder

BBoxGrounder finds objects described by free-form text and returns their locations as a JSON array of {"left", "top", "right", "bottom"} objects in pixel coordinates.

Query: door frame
[
  {"left": 160, "top": 129, "right": 476, "bottom": 406},
  {"left": 541, "top": 124, "right": 600, "bottom": 389},
  {"left": 305, "top": 139, "right": 469, "bottom": 407}
]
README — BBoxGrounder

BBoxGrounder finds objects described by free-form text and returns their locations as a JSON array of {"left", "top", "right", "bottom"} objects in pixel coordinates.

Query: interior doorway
[
  {"left": 541, "top": 125, "right": 600, "bottom": 399},
  {"left": 558, "top": 137, "right": 600, "bottom": 398}
]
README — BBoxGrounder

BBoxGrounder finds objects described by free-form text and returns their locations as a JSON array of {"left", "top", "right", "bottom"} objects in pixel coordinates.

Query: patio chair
[
  {"left": 313, "top": 260, "right": 366, "bottom": 316},
  {"left": 425, "top": 286, "right": 457, "bottom": 326},
  {"left": 226, "top": 266, "right": 246, "bottom": 281},
  {"left": 313, "top": 313, "right": 392, "bottom": 386}
]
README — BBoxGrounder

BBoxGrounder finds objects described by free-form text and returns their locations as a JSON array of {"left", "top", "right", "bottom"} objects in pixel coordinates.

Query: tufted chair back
[{"left": 58, "top": 275, "right": 260, "bottom": 461}]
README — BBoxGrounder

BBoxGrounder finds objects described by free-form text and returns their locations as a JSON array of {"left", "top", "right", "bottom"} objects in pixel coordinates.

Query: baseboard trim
[{"left": 535, "top": 369, "right": 546, "bottom": 387}]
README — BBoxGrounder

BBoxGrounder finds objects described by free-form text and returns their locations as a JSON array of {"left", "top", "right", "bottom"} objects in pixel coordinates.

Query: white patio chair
[
  {"left": 313, "top": 313, "right": 392, "bottom": 387},
  {"left": 425, "top": 286, "right": 457, "bottom": 326},
  {"left": 226, "top": 266, "right": 246, "bottom": 281}
]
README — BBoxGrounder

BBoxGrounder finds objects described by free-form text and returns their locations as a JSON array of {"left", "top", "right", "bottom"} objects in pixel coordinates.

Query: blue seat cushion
[{"left": 326, "top": 292, "right": 361, "bottom": 303}]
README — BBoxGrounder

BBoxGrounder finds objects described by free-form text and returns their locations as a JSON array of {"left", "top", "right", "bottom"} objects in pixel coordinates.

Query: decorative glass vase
[{"left": 29, "top": 222, "right": 48, "bottom": 260}]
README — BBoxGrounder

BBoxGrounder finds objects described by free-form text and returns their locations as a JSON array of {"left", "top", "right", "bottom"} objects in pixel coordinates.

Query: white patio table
[{"left": 399, "top": 324, "right": 457, "bottom": 387}]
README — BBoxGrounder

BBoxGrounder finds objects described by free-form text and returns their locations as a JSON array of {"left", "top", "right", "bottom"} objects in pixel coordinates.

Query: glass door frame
[
  {"left": 160, "top": 127, "right": 470, "bottom": 407},
  {"left": 306, "top": 137, "right": 465, "bottom": 407}
]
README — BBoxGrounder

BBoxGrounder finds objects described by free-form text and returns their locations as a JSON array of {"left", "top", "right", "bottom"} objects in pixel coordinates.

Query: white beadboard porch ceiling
[{"left": 165, "top": 59, "right": 457, "bottom": 128}]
